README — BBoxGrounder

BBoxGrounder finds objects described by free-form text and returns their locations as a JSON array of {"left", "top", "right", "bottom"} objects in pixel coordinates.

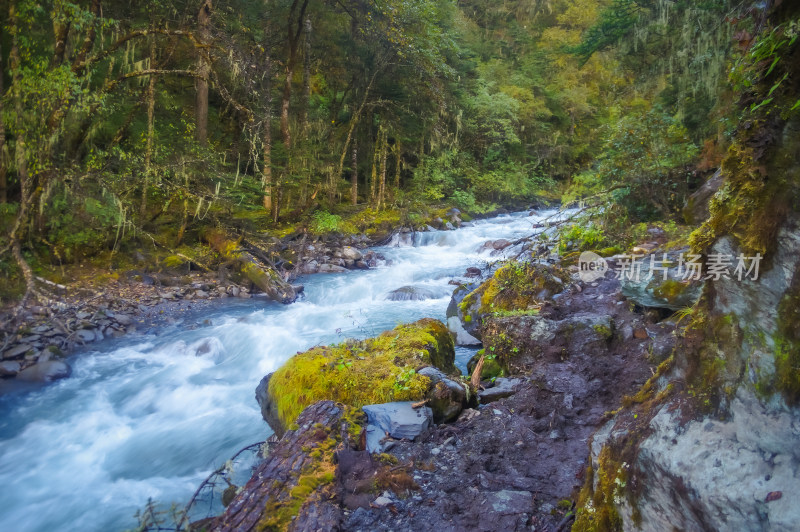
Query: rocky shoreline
[
  {"left": 0, "top": 209, "right": 473, "bottom": 390},
  {"left": 201, "top": 230, "right": 692, "bottom": 531}
]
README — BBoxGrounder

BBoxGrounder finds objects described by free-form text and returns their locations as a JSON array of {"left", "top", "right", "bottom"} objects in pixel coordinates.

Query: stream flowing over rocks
[{"left": 0, "top": 210, "right": 553, "bottom": 532}]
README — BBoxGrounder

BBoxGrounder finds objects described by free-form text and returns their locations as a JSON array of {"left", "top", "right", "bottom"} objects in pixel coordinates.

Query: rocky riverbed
[{"left": 206, "top": 235, "right": 686, "bottom": 531}]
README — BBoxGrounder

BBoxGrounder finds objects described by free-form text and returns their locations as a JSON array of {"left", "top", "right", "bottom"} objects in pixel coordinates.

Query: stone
[
  {"left": 446, "top": 316, "right": 481, "bottom": 346},
  {"left": 478, "top": 378, "right": 522, "bottom": 403},
  {"left": 75, "top": 329, "right": 98, "bottom": 343},
  {"left": 362, "top": 402, "right": 432, "bottom": 443},
  {"left": 114, "top": 313, "right": 133, "bottom": 326},
  {"left": 683, "top": 169, "right": 724, "bottom": 224},
  {"left": 340, "top": 246, "right": 363, "bottom": 261},
  {"left": 492, "top": 239, "right": 512, "bottom": 250},
  {"left": 372, "top": 496, "right": 393, "bottom": 508},
  {"left": 618, "top": 250, "right": 703, "bottom": 310},
  {"left": 318, "top": 264, "right": 348, "bottom": 274},
  {"left": 386, "top": 286, "right": 441, "bottom": 302},
  {"left": 418, "top": 366, "right": 472, "bottom": 423},
  {"left": 0, "top": 361, "right": 21, "bottom": 377},
  {"left": 3, "top": 344, "right": 33, "bottom": 360},
  {"left": 464, "top": 266, "right": 482, "bottom": 278},
  {"left": 16, "top": 360, "right": 72, "bottom": 382}
]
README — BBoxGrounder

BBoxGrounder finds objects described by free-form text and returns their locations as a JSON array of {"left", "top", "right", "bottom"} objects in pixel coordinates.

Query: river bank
[
  {"left": 0, "top": 208, "right": 551, "bottom": 532},
  {"left": 0, "top": 203, "right": 500, "bottom": 390}
]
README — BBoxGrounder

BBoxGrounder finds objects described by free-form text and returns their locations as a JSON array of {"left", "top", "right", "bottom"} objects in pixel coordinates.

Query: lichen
[{"left": 267, "top": 318, "right": 455, "bottom": 428}]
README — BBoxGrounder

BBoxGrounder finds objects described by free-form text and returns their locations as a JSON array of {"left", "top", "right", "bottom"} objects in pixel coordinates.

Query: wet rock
[
  {"left": 478, "top": 377, "right": 523, "bottom": 403},
  {"left": 75, "top": 328, "right": 99, "bottom": 343},
  {"left": 318, "top": 263, "right": 348, "bottom": 273},
  {"left": 0, "top": 361, "right": 21, "bottom": 377},
  {"left": 16, "top": 360, "right": 72, "bottom": 382},
  {"left": 3, "top": 344, "right": 33, "bottom": 360},
  {"left": 187, "top": 337, "right": 224, "bottom": 361},
  {"left": 464, "top": 266, "right": 482, "bottom": 278},
  {"left": 447, "top": 316, "right": 481, "bottom": 346},
  {"left": 386, "top": 286, "right": 440, "bottom": 301},
  {"left": 492, "top": 239, "right": 512, "bottom": 250}
]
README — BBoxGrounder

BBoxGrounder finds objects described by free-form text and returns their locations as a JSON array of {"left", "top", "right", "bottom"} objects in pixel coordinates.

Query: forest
[
  {"left": 1, "top": 0, "right": 777, "bottom": 307},
  {"left": 2, "top": 1, "right": 800, "bottom": 531}
]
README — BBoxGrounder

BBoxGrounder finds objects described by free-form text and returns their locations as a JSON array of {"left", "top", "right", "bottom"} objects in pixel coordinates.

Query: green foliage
[
  {"left": 309, "top": 211, "right": 344, "bottom": 234},
  {"left": 557, "top": 223, "right": 606, "bottom": 253}
]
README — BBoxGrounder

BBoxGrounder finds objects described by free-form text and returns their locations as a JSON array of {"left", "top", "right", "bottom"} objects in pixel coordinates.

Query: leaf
[
  {"left": 750, "top": 98, "right": 773, "bottom": 112},
  {"left": 765, "top": 56, "right": 780, "bottom": 76},
  {"left": 791, "top": 99, "right": 800, "bottom": 111}
]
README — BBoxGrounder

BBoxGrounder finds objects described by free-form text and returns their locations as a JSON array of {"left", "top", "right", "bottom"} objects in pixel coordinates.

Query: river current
[{"left": 0, "top": 210, "right": 556, "bottom": 531}]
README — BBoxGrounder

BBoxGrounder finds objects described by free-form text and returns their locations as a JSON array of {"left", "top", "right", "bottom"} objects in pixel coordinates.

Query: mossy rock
[
  {"left": 467, "top": 352, "right": 505, "bottom": 380},
  {"left": 258, "top": 318, "right": 457, "bottom": 436},
  {"left": 457, "top": 262, "right": 569, "bottom": 339}
]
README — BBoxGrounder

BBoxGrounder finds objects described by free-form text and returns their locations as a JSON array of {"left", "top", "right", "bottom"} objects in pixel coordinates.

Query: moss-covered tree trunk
[{"left": 195, "top": 0, "right": 212, "bottom": 146}]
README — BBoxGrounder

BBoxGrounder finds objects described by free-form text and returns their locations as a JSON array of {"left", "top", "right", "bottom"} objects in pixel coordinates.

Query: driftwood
[{"left": 203, "top": 229, "right": 296, "bottom": 304}]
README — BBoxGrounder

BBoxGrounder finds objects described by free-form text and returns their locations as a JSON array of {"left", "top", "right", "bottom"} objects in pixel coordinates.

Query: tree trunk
[
  {"left": 350, "top": 138, "right": 358, "bottom": 205},
  {"left": 378, "top": 127, "right": 387, "bottom": 210},
  {"left": 0, "top": 39, "right": 7, "bottom": 204},
  {"left": 300, "top": 17, "right": 312, "bottom": 135},
  {"left": 370, "top": 124, "right": 379, "bottom": 206},
  {"left": 8, "top": 5, "right": 35, "bottom": 307},
  {"left": 196, "top": 0, "right": 212, "bottom": 146},
  {"left": 335, "top": 72, "right": 375, "bottom": 196},
  {"left": 262, "top": 46, "right": 274, "bottom": 211},
  {"left": 141, "top": 38, "right": 157, "bottom": 214},
  {"left": 277, "top": 0, "right": 310, "bottom": 222},
  {"left": 394, "top": 140, "right": 402, "bottom": 189}
]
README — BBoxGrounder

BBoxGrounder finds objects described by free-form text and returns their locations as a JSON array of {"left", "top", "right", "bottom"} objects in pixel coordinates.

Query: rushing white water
[{"left": 0, "top": 210, "right": 558, "bottom": 531}]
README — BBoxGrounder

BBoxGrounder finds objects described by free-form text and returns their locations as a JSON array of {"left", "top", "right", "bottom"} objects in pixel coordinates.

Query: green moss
[
  {"left": 267, "top": 318, "right": 455, "bottom": 428},
  {"left": 463, "top": 261, "right": 569, "bottom": 317},
  {"left": 651, "top": 279, "right": 689, "bottom": 303},
  {"left": 773, "top": 277, "right": 800, "bottom": 405},
  {"left": 258, "top": 415, "right": 346, "bottom": 532},
  {"left": 162, "top": 255, "right": 186, "bottom": 269},
  {"left": 592, "top": 323, "right": 613, "bottom": 341}
]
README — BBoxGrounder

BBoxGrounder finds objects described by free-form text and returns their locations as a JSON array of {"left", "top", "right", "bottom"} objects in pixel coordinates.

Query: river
[{"left": 0, "top": 210, "right": 554, "bottom": 531}]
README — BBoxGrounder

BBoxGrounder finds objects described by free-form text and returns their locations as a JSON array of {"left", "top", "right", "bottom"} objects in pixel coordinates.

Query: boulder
[
  {"left": 492, "top": 239, "right": 512, "bottom": 250},
  {"left": 0, "top": 361, "right": 21, "bottom": 377},
  {"left": 446, "top": 316, "right": 481, "bottom": 346},
  {"left": 256, "top": 318, "right": 456, "bottom": 436},
  {"left": 16, "top": 360, "right": 72, "bottom": 382},
  {"left": 449, "top": 262, "right": 570, "bottom": 341},
  {"left": 618, "top": 250, "right": 704, "bottom": 310},
  {"left": 211, "top": 401, "right": 354, "bottom": 531},
  {"left": 417, "top": 366, "right": 474, "bottom": 422},
  {"left": 340, "top": 246, "right": 363, "bottom": 261},
  {"left": 386, "top": 286, "right": 441, "bottom": 301}
]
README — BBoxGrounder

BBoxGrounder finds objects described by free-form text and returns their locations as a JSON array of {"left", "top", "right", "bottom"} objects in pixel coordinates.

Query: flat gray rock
[
  {"left": 16, "top": 360, "right": 72, "bottom": 382},
  {"left": 479, "top": 378, "right": 522, "bottom": 403},
  {"left": 362, "top": 402, "right": 432, "bottom": 444}
]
